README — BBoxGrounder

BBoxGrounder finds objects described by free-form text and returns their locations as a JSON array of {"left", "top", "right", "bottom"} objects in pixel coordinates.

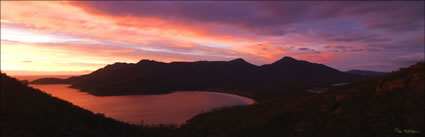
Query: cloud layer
[{"left": 1, "top": 1, "right": 424, "bottom": 74}]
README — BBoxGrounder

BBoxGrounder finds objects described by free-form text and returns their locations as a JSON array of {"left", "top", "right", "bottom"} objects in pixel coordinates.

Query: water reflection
[{"left": 29, "top": 84, "right": 254, "bottom": 125}]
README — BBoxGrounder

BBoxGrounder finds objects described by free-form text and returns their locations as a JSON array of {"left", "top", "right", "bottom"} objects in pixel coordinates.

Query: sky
[{"left": 1, "top": 1, "right": 424, "bottom": 75}]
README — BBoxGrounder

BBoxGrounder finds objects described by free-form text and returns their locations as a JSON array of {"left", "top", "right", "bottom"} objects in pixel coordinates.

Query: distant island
[{"left": 31, "top": 56, "right": 362, "bottom": 98}]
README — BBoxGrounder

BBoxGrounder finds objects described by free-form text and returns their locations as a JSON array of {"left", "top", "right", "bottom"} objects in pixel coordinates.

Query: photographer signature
[{"left": 394, "top": 128, "right": 420, "bottom": 134}]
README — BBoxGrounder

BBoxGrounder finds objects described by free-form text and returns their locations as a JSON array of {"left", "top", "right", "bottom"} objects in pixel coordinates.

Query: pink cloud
[{"left": 1, "top": 1, "right": 423, "bottom": 73}]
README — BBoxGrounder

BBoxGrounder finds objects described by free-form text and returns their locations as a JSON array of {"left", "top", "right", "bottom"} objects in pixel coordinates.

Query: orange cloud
[
  {"left": 1, "top": 1, "right": 263, "bottom": 57},
  {"left": 0, "top": 1, "right": 353, "bottom": 74},
  {"left": 0, "top": 40, "right": 189, "bottom": 74},
  {"left": 232, "top": 43, "right": 289, "bottom": 62}
]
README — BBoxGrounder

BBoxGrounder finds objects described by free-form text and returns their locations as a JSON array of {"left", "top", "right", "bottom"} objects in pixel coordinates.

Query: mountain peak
[
  {"left": 229, "top": 58, "right": 247, "bottom": 63},
  {"left": 229, "top": 58, "right": 256, "bottom": 66},
  {"left": 137, "top": 59, "right": 159, "bottom": 64},
  {"left": 281, "top": 56, "right": 297, "bottom": 61},
  {"left": 273, "top": 56, "right": 298, "bottom": 64}
]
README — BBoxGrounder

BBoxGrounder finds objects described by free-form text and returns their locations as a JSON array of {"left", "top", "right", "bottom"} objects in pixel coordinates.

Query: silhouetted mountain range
[
  {"left": 346, "top": 70, "right": 389, "bottom": 77},
  {"left": 3, "top": 62, "right": 423, "bottom": 137},
  {"left": 31, "top": 56, "right": 360, "bottom": 96}
]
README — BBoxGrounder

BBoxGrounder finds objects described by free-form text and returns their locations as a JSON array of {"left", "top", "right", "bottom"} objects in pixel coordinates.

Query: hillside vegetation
[{"left": 177, "top": 62, "right": 424, "bottom": 137}]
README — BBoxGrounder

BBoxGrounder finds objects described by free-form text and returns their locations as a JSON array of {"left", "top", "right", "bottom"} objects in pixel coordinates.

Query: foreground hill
[
  {"left": 177, "top": 62, "right": 424, "bottom": 137},
  {"left": 0, "top": 73, "right": 173, "bottom": 137},
  {"left": 31, "top": 56, "right": 359, "bottom": 96}
]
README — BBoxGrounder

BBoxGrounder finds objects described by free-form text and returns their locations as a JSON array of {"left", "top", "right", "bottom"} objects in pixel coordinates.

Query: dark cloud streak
[{"left": 71, "top": 1, "right": 424, "bottom": 36}]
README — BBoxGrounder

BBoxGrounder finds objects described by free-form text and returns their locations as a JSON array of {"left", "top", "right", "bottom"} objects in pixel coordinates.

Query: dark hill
[
  {"left": 31, "top": 56, "right": 360, "bottom": 96},
  {"left": 259, "top": 56, "right": 356, "bottom": 90},
  {"left": 178, "top": 62, "right": 424, "bottom": 137},
  {"left": 0, "top": 73, "right": 175, "bottom": 137}
]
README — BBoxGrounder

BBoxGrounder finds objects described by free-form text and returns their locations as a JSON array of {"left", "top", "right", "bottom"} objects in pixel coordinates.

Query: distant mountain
[
  {"left": 31, "top": 78, "right": 70, "bottom": 84},
  {"left": 346, "top": 70, "right": 389, "bottom": 77},
  {"left": 31, "top": 56, "right": 360, "bottom": 96}
]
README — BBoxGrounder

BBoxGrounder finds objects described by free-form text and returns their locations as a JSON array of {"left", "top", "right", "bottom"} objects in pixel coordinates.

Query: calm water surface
[{"left": 15, "top": 75, "right": 254, "bottom": 125}]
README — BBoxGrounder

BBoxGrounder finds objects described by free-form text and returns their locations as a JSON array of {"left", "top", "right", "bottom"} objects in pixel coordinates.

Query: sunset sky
[{"left": 1, "top": 1, "right": 424, "bottom": 75}]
